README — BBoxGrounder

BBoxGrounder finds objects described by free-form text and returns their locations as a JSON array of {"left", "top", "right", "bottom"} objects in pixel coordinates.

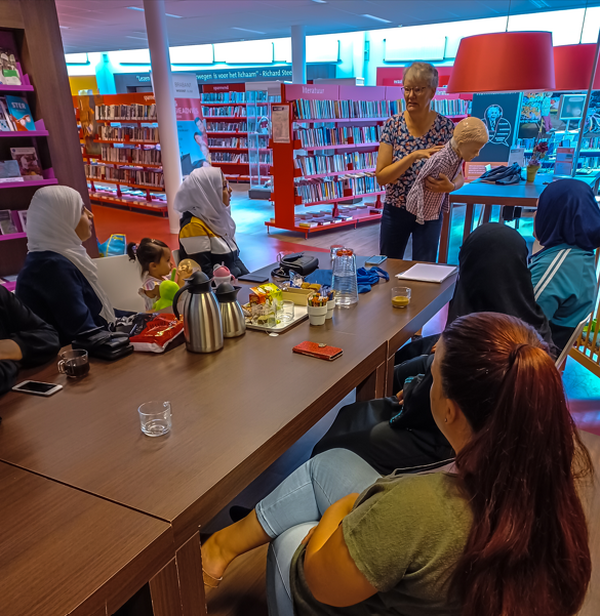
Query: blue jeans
[
  {"left": 379, "top": 204, "right": 443, "bottom": 262},
  {"left": 255, "top": 449, "right": 381, "bottom": 616}
]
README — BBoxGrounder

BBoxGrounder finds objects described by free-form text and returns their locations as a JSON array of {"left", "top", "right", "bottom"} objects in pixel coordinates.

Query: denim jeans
[
  {"left": 255, "top": 449, "right": 381, "bottom": 616},
  {"left": 379, "top": 205, "right": 443, "bottom": 262}
]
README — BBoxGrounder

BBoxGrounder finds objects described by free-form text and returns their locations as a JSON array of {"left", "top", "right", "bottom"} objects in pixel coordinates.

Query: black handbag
[
  {"left": 271, "top": 252, "right": 319, "bottom": 279},
  {"left": 72, "top": 327, "right": 133, "bottom": 361},
  {"left": 480, "top": 163, "right": 522, "bottom": 185}
]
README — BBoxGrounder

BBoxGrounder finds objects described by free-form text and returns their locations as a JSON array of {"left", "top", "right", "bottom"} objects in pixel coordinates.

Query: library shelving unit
[
  {"left": 201, "top": 83, "right": 274, "bottom": 183},
  {"left": 266, "top": 84, "right": 404, "bottom": 238},
  {"left": 77, "top": 93, "right": 168, "bottom": 216},
  {"left": 0, "top": 4, "right": 93, "bottom": 286}
]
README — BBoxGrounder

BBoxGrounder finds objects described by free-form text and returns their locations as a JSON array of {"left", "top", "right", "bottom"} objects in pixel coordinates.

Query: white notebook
[{"left": 395, "top": 263, "right": 457, "bottom": 284}]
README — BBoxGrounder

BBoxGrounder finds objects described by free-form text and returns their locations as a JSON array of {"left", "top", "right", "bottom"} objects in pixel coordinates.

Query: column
[
  {"left": 291, "top": 25, "right": 306, "bottom": 84},
  {"left": 95, "top": 53, "right": 117, "bottom": 95},
  {"left": 143, "top": 0, "right": 182, "bottom": 234}
]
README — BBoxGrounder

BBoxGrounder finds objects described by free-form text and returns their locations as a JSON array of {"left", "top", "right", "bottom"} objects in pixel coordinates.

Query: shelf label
[{"left": 272, "top": 105, "right": 290, "bottom": 144}]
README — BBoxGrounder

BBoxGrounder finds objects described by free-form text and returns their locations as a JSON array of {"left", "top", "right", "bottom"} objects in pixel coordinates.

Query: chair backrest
[
  {"left": 172, "top": 248, "right": 180, "bottom": 265},
  {"left": 577, "top": 430, "right": 600, "bottom": 615},
  {"left": 93, "top": 254, "right": 146, "bottom": 313},
  {"left": 556, "top": 313, "right": 592, "bottom": 368}
]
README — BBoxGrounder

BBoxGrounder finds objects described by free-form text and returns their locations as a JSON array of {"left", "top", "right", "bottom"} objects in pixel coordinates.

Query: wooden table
[
  {"left": 0, "top": 461, "right": 176, "bottom": 616},
  {"left": 0, "top": 255, "right": 455, "bottom": 615},
  {"left": 439, "top": 172, "right": 600, "bottom": 263}
]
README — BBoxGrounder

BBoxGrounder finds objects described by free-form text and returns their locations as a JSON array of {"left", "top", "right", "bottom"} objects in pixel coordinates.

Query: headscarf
[
  {"left": 447, "top": 223, "right": 553, "bottom": 346},
  {"left": 27, "top": 185, "right": 115, "bottom": 324},
  {"left": 174, "top": 166, "right": 236, "bottom": 238},
  {"left": 535, "top": 178, "right": 600, "bottom": 252}
]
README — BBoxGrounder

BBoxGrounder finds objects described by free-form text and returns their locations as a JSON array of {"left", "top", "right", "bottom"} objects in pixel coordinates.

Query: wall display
[
  {"left": 518, "top": 92, "right": 552, "bottom": 139},
  {"left": 471, "top": 92, "right": 521, "bottom": 162}
]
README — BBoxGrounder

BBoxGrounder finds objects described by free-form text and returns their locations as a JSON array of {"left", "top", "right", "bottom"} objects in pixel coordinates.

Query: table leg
[
  {"left": 149, "top": 559, "right": 185, "bottom": 616},
  {"left": 176, "top": 533, "right": 206, "bottom": 616},
  {"left": 355, "top": 361, "right": 386, "bottom": 402},
  {"left": 463, "top": 203, "right": 475, "bottom": 244},
  {"left": 438, "top": 210, "right": 451, "bottom": 264},
  {"left": 385, "top": 352, "right": 396, "bottom": 397},
  {"left": 482, "top": 204, "right": 492, "bottom": 224}
]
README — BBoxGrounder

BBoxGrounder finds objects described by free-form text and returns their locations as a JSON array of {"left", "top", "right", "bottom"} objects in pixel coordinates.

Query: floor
[{"left": 94, "top": 185, "right": 600, "bottom": 615}]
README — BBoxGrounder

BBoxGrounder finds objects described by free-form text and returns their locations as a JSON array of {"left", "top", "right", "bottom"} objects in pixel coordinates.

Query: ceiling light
[
  {"left": 165, "top": 13, "right": 182, "bottom": 18},
  {"left": 361, "top": 14, "right": 392, "bottom": 24},
  {"left": 231, "top": 27, "right": 266, "bottom": 35},
  {"left": 311, "top": 0, "right": 328, "bottom": 3},
  {"left": 59, "top": 25, "right": 70, "bottom": 29},
  {"left": 126, "top": 6, "right": 144, "bottom": 11},
  {"left": 126, "top": 35, "right": 148, "bottom": 40}
]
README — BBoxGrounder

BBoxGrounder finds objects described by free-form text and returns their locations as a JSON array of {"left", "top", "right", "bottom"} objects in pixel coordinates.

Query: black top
[
  {"left": 447, "top": 223, "right": 554, "bottom": 349},
  {"left": 0, "top": 285, "right": 61, "bottom": 396},
  {"left": 16, "top": 251, "right": 107, "bottom": 346}
]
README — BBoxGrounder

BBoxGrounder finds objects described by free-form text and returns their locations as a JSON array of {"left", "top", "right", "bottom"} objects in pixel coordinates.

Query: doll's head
[{"left": 451, "top": 117, "right": 489, "bottom": 162}]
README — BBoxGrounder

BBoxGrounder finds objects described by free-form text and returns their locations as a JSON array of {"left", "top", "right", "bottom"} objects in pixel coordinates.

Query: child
[{"left": 127, "top": 238, "right": 174, "bottom": 311}]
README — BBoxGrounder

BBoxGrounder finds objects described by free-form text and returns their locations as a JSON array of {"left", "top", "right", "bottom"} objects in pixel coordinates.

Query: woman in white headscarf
[
  {"left": 16, "top": 186, "right": 115, "bottom": 346},
  {"left": 175, "top": 166, "right": 249, "bottom": 279}
]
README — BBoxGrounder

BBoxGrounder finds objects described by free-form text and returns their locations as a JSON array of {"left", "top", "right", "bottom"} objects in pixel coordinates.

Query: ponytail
[
  {"left": 440, "top": 313, "right": 592, "bottom": 616},
  {"left": 126, "top": 238, "right": 168, "bottom": 276},
  {"left": 126, "top": 241, "right": 138, "bottom": 262}
]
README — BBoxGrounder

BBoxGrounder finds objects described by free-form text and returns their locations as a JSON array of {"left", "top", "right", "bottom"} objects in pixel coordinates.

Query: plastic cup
[
  {"left": 138, "top": 401, "right": 172, "bottom": 437},
  {"left": 391, "top": 287, "right": 411, "bottom": 309},
  {"left": 58, "top": 349, "right": 89, "bottom": 378},
  {"left": 280, "top": 300, "right": 295, "bottom": 323},
  {"left": 307, "top": 304, "right": 328, "bottom": 326}
]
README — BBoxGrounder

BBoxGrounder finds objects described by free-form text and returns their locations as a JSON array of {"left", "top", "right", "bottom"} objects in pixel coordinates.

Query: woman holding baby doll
[{"left": 376, "top": 62, "right": 487, "bottom": 262}]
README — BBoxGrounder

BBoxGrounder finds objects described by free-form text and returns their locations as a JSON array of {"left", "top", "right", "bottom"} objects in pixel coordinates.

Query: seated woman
[
  {"left": 16, "top": 186, "right": 116, "bottom": 346},
  {"left": 312, "top": 223, "right": 554, "bottom": 475},
  {"left": 175, "top": 166, "right": 249, "bottom": 279},
  {"left": 0, "top": 285, "right": 60, "bottom": 396},
  {"left": 202, "top": 313, "right": 591, "bottom": 616},
  {"left": 530, "top": 179, "right": 600, "bottom": 350}
]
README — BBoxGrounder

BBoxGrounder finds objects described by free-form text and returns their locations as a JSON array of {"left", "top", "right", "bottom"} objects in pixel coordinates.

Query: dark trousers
[{"left": 379, "top": 204, "right": 444, "bottom": 262}]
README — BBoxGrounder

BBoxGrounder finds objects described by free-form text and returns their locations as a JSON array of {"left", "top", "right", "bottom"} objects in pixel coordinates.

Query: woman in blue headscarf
[{"left": 530, "top": 178, "right": 600, "bottom": 350}]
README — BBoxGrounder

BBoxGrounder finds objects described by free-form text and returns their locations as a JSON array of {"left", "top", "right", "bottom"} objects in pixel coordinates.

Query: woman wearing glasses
[{"left": 376, "top": 62, "right": 462, "bottom": 262}]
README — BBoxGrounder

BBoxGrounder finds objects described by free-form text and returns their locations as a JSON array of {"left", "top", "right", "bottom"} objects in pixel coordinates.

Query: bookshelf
[
  {"left": 77, "top": 93, "right": 168, "bottom": 216},
  {"left": 266, "top": 84, "right": 405, "bottom": 237},
  {"left": 1, "top": 6, "right": 90, "bottom": 284}
]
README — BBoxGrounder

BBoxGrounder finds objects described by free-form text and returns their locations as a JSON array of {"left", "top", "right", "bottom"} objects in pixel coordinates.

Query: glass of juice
[{"left": 391, "top": 287, "right": 411, "bottom": 309}]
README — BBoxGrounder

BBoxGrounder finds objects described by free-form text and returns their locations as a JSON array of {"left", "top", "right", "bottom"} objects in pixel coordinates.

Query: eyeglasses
[{"left": 403, "top": 86, "right": 428, "bottom": 96}]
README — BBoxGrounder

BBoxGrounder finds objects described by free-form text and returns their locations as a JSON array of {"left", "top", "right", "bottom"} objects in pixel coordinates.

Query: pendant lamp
[
  {"left": 554, "top": 44, "right": 600, "bottom": 91},
  {"left": 447, "top": 32, "right": 555, "bottom": 93}
]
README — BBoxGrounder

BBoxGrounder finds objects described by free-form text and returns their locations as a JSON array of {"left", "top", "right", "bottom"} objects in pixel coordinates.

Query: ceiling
[{"left": 55, "top": 0, "right": 600, "bottom": 54}]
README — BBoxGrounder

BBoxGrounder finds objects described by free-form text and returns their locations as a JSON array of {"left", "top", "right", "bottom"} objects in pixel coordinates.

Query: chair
[
  {"left": 556, "top": 313, "right": 592, "bottom": 369},
  {"left": 93, "top": 254, "right": 146, "bottom": 313},
  {"left": 172, "top": 248, "right": 180, "bottom": 265}
]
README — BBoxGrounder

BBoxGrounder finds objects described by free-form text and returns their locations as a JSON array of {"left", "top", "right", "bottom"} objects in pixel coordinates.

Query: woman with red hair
[{"left": 201, "top": 312, "right": 592, "bottom": 616}]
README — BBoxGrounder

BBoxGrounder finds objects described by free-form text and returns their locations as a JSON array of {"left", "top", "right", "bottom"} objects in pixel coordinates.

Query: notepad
[{"left": 395, "top": 264, "right": 457, "bottom": 284}]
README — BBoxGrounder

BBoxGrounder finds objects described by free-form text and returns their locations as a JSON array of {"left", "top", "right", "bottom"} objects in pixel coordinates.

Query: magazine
[
  {"left": 0, "top": 210, "right": 18, "bottom": 235},
  {"left": 0, "top": 49, "right": 21, "bottom": 86},
  {"left": 18, "top": 210, "right": 28, "bottom": 232},
  {"left": 5, "top": 94, "right": 35, "bottom": 131},
  {"left": 0, "top": 97, "right": 14, "bottom": 131},
  {"left": 10, "top": 147, "right": 43, "bottom": 179},
  {"left": 0, "top": 159, "right": 23, "bottom": 183}
]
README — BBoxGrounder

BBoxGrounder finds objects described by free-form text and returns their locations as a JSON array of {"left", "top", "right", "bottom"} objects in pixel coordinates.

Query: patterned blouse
[{"left": 380, "top": 113, "right": 455, "bottom": 209}]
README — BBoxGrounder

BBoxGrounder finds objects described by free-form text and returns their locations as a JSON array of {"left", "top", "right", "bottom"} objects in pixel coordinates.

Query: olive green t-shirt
[{"left": 290, "top": 472, "right": 473, "bottom": 616}]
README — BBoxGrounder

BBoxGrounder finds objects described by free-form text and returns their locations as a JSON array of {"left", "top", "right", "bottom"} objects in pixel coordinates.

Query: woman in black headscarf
[
  {"left": 530, "top": 179, "right": 600, "bottom": 350},
  {"left": 312, "top": 224, "right": 554, "bottom": 475}
]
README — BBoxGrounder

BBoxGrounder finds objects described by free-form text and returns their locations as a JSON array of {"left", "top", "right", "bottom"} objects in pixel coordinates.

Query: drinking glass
[
  {"left": 138, "top": 401, "right": 172, "bottom": 437},
  {"left": 391, "top": 287, "right": 411, "bottom": 309},
  {"left": 57, "top": 349, "right": 89, "bottom": 378},
  {"left": 280, "top": 300, "right": 295, "bottom": 323}
]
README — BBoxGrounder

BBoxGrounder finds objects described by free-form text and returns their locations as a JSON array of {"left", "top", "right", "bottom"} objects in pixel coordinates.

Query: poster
[
  {"left": 272, "top": 104, "right": 290, "bottom": 143},
  {"left": 554, "top": 147, "right": 575, "bottom": 177},
  {"left": 471, "top": 92, "right": 521, "bottom": 163}
]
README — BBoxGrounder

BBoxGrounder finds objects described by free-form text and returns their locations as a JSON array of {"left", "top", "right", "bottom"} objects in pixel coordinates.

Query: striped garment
[{"left": 405, "top": 141, "right": 462, "bottom": 225}]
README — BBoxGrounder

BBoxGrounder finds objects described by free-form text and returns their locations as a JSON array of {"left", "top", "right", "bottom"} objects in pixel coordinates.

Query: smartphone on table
[
  {"left": 365, "top": 255, "right": 388, "bottom": 266},
  {"left": 12, "top": 380, "right": 63, "bottom": 397}
]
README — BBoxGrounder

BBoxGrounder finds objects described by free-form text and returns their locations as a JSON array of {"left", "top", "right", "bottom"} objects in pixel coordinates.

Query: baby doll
[{"left": 406, "top": 117, "right": 489, "bottom": 225}]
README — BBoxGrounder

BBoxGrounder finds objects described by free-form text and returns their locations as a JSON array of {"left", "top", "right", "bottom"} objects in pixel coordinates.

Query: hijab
[
  {"left": 535, "top": 178, "right": 600, "bottom": 252},
  {"left": 447, "top": 223, "right": 553, "bottom": 346},
  {"left": 27, "top": 185, "right": 115, "bottom": 324},
  {"left": 174, "top": 166, "right": 236, "bottom": 239}
]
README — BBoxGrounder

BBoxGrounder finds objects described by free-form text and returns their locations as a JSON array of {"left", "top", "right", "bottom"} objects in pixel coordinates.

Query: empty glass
[
  {"left": 280, "top": 300, "right": 295, "bottom": 323},
  {"left": 138, "top": 401, "right": 172, "bottom": 437}
]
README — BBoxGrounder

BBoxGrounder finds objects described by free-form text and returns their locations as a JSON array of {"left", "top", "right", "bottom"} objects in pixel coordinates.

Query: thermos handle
[{"left": 172, "top": 286, "right": 187, "bottom": 320}]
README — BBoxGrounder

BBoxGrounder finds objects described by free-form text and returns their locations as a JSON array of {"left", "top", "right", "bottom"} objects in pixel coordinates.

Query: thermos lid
[
  {"left": 186, "top": 270, "right": 212, "bottom": 294},
  {"left": 215, "top": 282, "right": 241, "bottom": 303}
]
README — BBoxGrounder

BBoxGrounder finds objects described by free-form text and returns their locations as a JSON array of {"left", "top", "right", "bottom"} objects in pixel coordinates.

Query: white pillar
[
  {"left": 143, "top": 0, "right": 182, "bottom": 234},
  {"left": 291, "top": 25, "right": 306, "bottom": 84}
]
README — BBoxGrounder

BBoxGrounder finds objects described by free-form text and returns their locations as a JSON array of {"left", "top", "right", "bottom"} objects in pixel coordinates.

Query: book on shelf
[
  {"left": 0, "top": 159, "right": 22, "bottom": 183},
  {"left": 0, "top": 48, "right": 21, "bottom": 86},
  {"left": 0, "top": 97, "right": 15, "bottom": 131},
  {"left": 292, "top": 99, "right": 400, "bottom": 120},
  {"left": 95, "top": 103, "right": 157, "bottom": 121},
  {"left": 5, "top": 94, "right": 35, "bottom": 131},
  {"left": 296, "top": 125, "right": 382, "bottom": 148},
  {"left": 0, "top": 209, "right": 19, "bottom": 234},
  {"left": 10, "top": 147, "right": 43, "bottom": 180},
  {"left": 18, "top": 209, "right": 27, "bottom": 232}
]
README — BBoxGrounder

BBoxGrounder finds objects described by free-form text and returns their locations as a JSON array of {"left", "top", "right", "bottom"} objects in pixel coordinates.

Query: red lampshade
[
  {"left": 447, "top": 32, "right": 555, "bottom": 93},
  {"left": 554, "top": 44, "right": 600, "bottom": 91}
]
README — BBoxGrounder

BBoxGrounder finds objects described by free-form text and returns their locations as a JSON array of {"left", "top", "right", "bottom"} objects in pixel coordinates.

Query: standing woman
[{"left": 377, "top": 62, "right": 462, "bottom": 261}]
